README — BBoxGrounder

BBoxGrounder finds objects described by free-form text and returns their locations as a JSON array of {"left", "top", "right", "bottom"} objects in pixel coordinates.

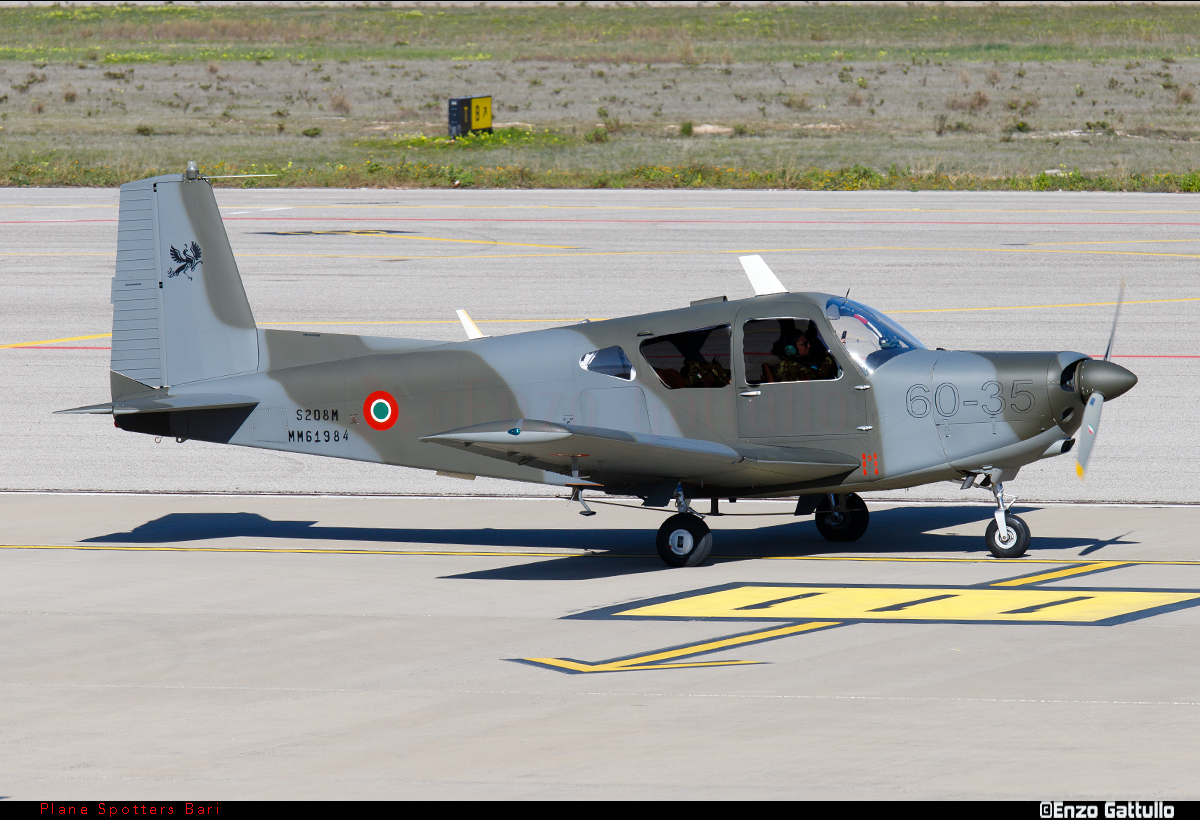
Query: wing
[
  {"left": 169, "top": 246, "right": 185, "bottom": 263},
  {"left": 419, "top": 419, "right": 860, "bottom": 489},
  {"left": 190, "top": 241, "right": 202, "bottom": 262}
]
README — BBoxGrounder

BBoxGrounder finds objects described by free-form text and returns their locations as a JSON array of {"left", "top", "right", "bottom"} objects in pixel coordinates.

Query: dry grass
[
  {"left": 783, "top": 93, "right": 812, "bottom": 111},
  {"left": 1178, "top": 87, "right": 1196, "bottom": 104},
  {"left": 947, "top": 90, "right": 990, "bottom": 113},
  {"left": 4, "top": 56, "right": 1200, "bottom": 188},
  {"left": 330, "top": 93, "right": 351, "bottom": 116}
]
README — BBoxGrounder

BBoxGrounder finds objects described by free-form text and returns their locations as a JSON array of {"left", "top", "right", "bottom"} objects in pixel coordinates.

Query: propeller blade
[
  {"left": 1103, "top": 279, "right": 1125, "bottom": 362},
  {"left": 1074, "top": 392, "right": 1105, "bottom": 480}
]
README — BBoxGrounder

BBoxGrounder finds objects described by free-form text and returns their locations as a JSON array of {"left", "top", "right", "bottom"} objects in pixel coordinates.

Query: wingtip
[
  {"left": 456, "top": 309, "right": 487, "bottom": 340},
  {"left": 738, "top": 254, "right": 788, "bottom": 296}
]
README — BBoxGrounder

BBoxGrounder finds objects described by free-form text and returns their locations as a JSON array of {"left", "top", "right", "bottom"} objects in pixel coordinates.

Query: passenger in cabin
[{"left": 680, "top": 355, "right": 732, "bottom": 388}]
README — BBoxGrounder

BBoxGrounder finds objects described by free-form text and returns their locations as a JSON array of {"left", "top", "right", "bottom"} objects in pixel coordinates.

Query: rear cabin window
[
  {"left": 743, "top": 318, "right": 841, "bottom": 385},
  {"left": 579, "top": 346, "right": 635, "bottom": 380},
  {"left": 639, "top": 325, "right": 733, "bottom": 389}
]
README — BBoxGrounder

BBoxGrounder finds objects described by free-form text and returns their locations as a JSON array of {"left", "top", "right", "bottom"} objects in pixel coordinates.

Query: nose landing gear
[{"left": 985, "top": 478, "right": 1030, "bottom": 558}]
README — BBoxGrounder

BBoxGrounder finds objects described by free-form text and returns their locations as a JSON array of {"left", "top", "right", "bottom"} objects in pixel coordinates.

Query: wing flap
[{"left": 419, "top": 419, "right": 859, "bottom": 486}]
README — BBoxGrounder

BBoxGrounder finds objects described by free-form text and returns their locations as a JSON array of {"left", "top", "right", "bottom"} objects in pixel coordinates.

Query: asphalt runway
[
  {"left": 4, "top": 492, "right": 1200, "bottom": 799},
  {"left": 3, "top": 187, "right": 1200, "bottom": 798},
  {"left": 1, "top": 187, "right": 1197, "bottom": 500}
]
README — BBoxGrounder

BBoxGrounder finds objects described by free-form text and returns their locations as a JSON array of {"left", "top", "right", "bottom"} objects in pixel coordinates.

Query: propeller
[{"left": 1075, "top": 281, "right": 1137, "bottom": 479}]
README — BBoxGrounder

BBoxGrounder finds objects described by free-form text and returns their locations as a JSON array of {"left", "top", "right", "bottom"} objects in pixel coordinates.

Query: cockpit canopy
[{"left": 824, "top": 297, "right": 927, "bottom": 373}]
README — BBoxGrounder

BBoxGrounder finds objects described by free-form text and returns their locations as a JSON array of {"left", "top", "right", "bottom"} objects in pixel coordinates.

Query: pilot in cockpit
[{"left": 763, "top": 325, "right": 838, "bottom": 383}]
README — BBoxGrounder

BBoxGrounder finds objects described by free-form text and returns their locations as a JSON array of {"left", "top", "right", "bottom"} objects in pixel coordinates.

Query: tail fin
[{"left": 110, "top": 168, "right": 258, "bottom": 395}]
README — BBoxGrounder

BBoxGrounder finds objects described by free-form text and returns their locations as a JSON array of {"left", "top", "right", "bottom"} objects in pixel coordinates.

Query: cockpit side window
[
  {"left": 579, "top": 346, "right": 635, "bottom": 380},
  {"left": 743, "top": 318, "right": 841, "bottom": 385},
  {"left": 824, "top": 298, "right": 926, "bottom": 374},
  {"left": 639, "top": 324, "right": 732, "bottom": 389}
]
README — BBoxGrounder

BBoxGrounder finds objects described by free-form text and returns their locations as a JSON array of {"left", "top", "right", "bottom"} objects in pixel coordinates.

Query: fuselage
[{"left": 116, "top": 291, "right": 1094, "bottom": 500}]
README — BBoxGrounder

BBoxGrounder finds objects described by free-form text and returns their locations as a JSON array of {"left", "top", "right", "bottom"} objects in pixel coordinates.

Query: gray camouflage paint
[{"left": 82, "top": 172, "right": 1122, "bottom": 503}]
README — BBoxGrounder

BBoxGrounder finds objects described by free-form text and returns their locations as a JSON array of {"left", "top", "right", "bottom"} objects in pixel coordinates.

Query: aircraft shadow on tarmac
[{"left": 82, "top": 507, "right": 1134, "bottom": 581}]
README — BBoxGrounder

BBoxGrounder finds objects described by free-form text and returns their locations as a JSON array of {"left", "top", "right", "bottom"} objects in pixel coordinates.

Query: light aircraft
[{"left": 62, "top": 166, "right": 1138, "bottom": 567}]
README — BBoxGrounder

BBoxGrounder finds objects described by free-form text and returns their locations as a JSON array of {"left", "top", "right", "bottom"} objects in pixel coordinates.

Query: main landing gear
[
  {"left": 814, "top": 493, "right": 870, "bottom": 542},
  {"left": 653, "top": 489, "right": 876, "bottom": 567},
  {"left": 655, "top": 486, "right": 713, "bottom": 568}
]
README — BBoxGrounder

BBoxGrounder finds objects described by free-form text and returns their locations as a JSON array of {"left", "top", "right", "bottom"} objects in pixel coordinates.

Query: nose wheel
[
  {"left": 985, "top": 477, "right": 1030, "bottom": 558},
  {"left": 656, "top": 513, "right": 713, "bottom": 567},
  {"left": 985, "top": 513, "right": 1030, "bottom": 558}
]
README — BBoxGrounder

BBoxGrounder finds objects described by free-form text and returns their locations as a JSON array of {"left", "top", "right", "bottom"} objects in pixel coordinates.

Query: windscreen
[{"left": 824, "top": 298, "right": 926, "bottom": 373}]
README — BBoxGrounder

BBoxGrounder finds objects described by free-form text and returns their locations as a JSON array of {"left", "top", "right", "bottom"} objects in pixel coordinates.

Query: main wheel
[
  {"left": 656, "top": 513, "right": 713, "bottom": 568},
  {"left": 984, "top": 513, "right": 1030, "bottom": 558},
  {"left": 814, "top": 493, "right": 870, "bottom": 542}
]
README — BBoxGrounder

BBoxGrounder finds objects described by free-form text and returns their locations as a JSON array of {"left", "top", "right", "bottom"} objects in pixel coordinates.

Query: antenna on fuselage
[{"left": 739, "top": 255, "right": 788, "bottom": 296}]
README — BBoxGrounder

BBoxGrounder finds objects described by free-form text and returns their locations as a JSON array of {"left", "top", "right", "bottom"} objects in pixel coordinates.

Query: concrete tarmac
[{"left": 3, "top": 492, "right": 1200, "bottom": 799}]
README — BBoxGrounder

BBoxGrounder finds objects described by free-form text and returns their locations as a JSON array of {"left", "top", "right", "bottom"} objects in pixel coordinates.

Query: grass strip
[
  {"left": 4, "top": 159, "right": 1200, "bottom": 193},
  {"left": 3, "top": 4, "right": 1200, "bottom": 64}
]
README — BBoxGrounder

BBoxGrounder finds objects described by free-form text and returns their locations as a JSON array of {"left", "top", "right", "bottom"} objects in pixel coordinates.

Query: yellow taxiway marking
[
  {"left": 10, "top": 290, "right": 1192, "bottom": 345},
  {"left": 230, "top": 245, "right": 1200, "bottom": 263},
  {"left": 765, "top": 555, "right": 1200, "bottom": 565},
  {"left": 616, "top": 585, "right": 1198, "bottom": 624},
  {"left": 9, "top": 203, "right": 1200, "bottom": 216},
  {"left": 212, "top": 204, "right": 1200, "bottom": 216},
  {"left": 264, "top": 229, "right": 575, "bottom": 249},
  {"left": 0, "top": 333, "right": 112, "bottom": 349},
  {"left": 891, "top": 296, "right": 1200, "bottom": 315},
  {"left": 0, "top": 544, "right": 578, "bottom": 558},
  {"left": 6, "top": 545, "right": 1200, "bottom": 568},
  {"left": 520, "top": 560, "right": 1200, "bottom": 673},
  {"left": 7, "top": 244, "right": 1200, "bottom": 263},
  {"left": 991, "top": 562, "right": 1130, "bottom": 587},
  {"left": 14, "top": 291, "right": 1200, "bottom": 347},
  {"left": 522, "top": 622, "right": 839, "bottom": 673}
]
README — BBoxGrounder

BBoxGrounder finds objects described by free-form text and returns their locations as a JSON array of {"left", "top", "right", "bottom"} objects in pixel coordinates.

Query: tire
[
  {"left": 656, "top": 513, "right": 713, "bottom": 568},
  {"left": 985, "top": 513, "right": 1030, "bottom": 558},
  {"left": 814, "top": 493, "right": 870, "bottom": 542}
]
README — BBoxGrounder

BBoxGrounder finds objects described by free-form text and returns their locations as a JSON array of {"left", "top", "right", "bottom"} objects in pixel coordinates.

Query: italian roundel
[{"left": 363, "top": 391, "right": 399, "bottom": 431}]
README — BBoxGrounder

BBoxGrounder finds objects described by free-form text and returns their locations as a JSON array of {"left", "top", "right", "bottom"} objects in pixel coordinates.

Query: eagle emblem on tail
[{"left": 167, "top": 241, "right": 202, "bottom": 280}]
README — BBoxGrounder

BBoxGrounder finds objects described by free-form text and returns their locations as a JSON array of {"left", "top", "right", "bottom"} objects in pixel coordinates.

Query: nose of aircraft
[{"left": 1076, "top": 358, "right": 1138, "bottom": 401}]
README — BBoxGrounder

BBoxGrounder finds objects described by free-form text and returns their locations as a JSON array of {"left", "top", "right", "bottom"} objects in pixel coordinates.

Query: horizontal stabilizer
[
  {"left": 420, "top": 420, "right": 858, "bottom": 487},
  {"left": 57, "top": 394, "right": 259, "bottom": 415}
]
